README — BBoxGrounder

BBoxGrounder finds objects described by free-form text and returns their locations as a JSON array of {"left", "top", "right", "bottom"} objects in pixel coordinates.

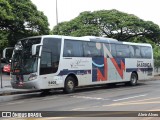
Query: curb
[{"left": 0, "top": 89, "right": 40, "bottom": 96}]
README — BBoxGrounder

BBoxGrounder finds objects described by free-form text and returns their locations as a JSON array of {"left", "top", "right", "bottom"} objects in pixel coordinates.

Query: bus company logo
[
  {"left": 70, "top": 60, "right": 89, "bottom": 68},
  {"left": 2, "top": 112, "right": 12, "bottom": 117},
  {"left": 137, "top": 61, "right": 152, "bottom": 67}
]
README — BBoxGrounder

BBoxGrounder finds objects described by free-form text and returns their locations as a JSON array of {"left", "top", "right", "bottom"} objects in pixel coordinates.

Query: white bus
[{"left": 8, "top": 35, "right": 153, "bottom": 93}]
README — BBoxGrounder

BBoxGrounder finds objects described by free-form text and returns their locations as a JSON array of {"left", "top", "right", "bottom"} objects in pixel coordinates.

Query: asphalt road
[{"left": 0, "top": 79, "right": 160, "bottom": 120}]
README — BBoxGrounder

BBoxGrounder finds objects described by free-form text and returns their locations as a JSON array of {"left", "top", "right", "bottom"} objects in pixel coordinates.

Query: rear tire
[
  {"left": 64, "top": 76, "right": 75, "bottom": 94},
  {"left": 128, "top": 73, "right": 138, "bottom": 86}
]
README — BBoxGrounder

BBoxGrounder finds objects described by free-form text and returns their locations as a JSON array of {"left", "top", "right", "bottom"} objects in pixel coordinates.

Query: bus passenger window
[
  {"left": 129, "top": 46, "right": 135, "bottom": 57},
  {"left": 140, "top": 46, "right": 152, "bottom": 58},
  {"left": 67, "top": 50, "right": 72, "bottom": 57},
  {"left": 135, "top": 48, "right": 141, "bottom": 58},
  {"left": 83, "top": 42, "right": 102, "bottom": 57},
  {"left": 116, "top": 44, "right": 130, "bottom": 58},
  {"left": 110, "top": 44, "right": 117, "bottom": 57},
  {"left": 63, "top": 40, "right": 83, "bottom": 57},
  {"left": 86, "top": 50, "right": 91, "bottom": 57}
]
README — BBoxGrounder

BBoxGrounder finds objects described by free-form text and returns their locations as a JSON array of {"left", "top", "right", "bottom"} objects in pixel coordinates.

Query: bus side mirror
[
  {"left": 32, "top": 44, "right": 42, "bottom": 56},
  {"left": 3, "top": 47, "right": 13, "bottom": 59}
]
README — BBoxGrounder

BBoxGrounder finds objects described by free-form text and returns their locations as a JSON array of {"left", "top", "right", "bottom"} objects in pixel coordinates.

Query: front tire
[
  {"left": 128, "top": 73, "right": 138, "bottom": 86},
  {"left": 64, "top": 76, "right": 75, "bottom": 94}
]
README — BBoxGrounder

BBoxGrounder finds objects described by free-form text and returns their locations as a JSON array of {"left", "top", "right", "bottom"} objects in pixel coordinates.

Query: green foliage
[
  {"left": 0, "top": 30, "right": 8, "bottom": 52},
  {"left": 153, "top": 45, "right": 160, "bottom": 68},
  {"left": 52, "top": 9, "right": 160, "bottom": 68},
  {"left": 0, "top": 0, "right": 13, "bottom": 22},
  {"left": 52, "top": 9, "right": 160, "bottom": 44},
  {"left": 52, "top": 11, "right": 100, "bottom": 36},
  {"left": 0, "top": 0, "right": 50, "bottom": 53}
]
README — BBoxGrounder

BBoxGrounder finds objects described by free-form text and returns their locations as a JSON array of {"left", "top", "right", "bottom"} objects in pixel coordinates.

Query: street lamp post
[
  {"left": 0, "top": 54, "right": 2, "bottom": 88},
  {"left": 56, "top": 0, "right": 58, "bottom": 25},
  {"left": 56, "top": 0, "right": 59, "bottom": 34}
]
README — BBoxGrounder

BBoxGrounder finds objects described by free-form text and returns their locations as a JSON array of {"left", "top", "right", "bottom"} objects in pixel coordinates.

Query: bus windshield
[{"left": 11, "top": 37, "right": 41, "bottom": 75}]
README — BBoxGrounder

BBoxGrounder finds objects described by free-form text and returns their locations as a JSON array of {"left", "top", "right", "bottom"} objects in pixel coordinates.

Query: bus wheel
[
  {"left": 64, "top": 76, "right": 75, "bottom": 94},
  {"left": 128, "top": 73, "right": 138, "bottom": 86}
]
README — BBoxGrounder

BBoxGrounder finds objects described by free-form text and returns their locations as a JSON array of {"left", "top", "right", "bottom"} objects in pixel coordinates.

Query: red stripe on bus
[
  {"left": 97, "top": 57, "right": 108, "bottom": 81},
  {"left": 110, "top": 58, "right": 125, "bottom": 79}
]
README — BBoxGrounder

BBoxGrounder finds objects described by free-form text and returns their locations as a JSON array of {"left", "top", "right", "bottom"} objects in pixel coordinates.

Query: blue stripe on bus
[
  {"left": 92, "top": 61, "right": 104, "bottom": 67},
  {"left": 58, "top": 69, "right": 91, "bottom": 76},
  {"left": 126, "top": 68, "right": 153, "bottom": 72},
  {"left": 58, "top": 68, "right": 153, "bottom": 76}
]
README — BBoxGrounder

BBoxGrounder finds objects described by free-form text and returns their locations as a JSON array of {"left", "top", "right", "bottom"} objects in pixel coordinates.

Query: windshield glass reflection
[{"left": 11, "top": 38, "right": 41, "bottom": 75}]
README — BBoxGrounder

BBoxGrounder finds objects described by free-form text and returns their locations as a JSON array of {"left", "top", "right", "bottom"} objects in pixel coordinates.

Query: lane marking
[
  {"left": 7, "top": 101, "right": 24, "bottom": 105},
  {"left": 103, "top": 101, "right": 160, "bottom": 107},
  {"left": 42, "top": 97, "right": 58, "bottom": 101},
  {"left": 113, "top": 96, "right": 160, "bottom": 105},
  {"left": 72, "top": 105, "right": 100, "bottom": 111},
  {"left": 71, "top": 95, "right": 109, "bottom": 100},
  {"left": 72, "top": 107, "right": 86, "bottom": 111},
  {"left": 113, "top": 94, "right": 147, "bottom": 102}
]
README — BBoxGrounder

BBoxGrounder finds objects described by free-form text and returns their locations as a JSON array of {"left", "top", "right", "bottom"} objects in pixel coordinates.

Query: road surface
[{"left": 0, "top": 79, "right": 160, "bottom": 120}]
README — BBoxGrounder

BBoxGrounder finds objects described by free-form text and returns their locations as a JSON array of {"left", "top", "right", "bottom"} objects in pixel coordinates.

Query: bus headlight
[{"left": 28, "top": 74, "right": 37, "bottom": 81}]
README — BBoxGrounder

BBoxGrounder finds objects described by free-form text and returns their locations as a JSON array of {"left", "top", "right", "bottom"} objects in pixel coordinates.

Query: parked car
[
  {"left": 1, "top": 58, "right": 7, "bottom": 70},
  {"left": 1, "top": 63, "right": 6, "bottom": 70},
  {"left": 3, "top": 64, "right": 11, "bottom": 74}
]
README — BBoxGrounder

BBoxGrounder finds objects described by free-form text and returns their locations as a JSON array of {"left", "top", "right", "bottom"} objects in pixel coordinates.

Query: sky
[{"left": 31, "top": 0, "right": 160, "bottom": 29}]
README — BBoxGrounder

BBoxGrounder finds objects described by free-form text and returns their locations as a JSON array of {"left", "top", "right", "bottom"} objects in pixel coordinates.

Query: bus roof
[
  {"left": 122, "top": 41, "right": 152, "bottom": 47},
  {"left": 37, "top": 35, "right": 118, "bottom": 42},
  {"left": 19, "top": 35, "right": 152, "bottom": 47}
]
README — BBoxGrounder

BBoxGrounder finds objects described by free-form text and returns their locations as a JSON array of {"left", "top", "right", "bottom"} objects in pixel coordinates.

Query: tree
[
  {"left": 0, "top": 0, "right": 50, "bottom": 49},
  {"left": 52, "top": 9, "right": 160, "bottom": 44},
  {"left": 0, "top": 30, "right": 8, "bottom": 52},
  {"left": 52, "top": 9, "right": 160, "bottom": 67},
  {"left": 52, "top": 11, "right": 100, "bottom": 36}
]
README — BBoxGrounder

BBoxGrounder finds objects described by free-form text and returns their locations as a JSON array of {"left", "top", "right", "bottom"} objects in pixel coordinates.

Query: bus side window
[
  {"left": 135, "top": 47, "right": 141, "bottom": 58},
  {"left": 104, "top": 43, "right": 110, "bottom": 51},
  {"left": 83, "top": 42, "right": 102, "bottom": 57},
  {"left": 86, "top": 50, "right": 91, "bottom": 57},
  {"left": 63, "top": 40, "right": 83, "bottom": 57},
  {"left": 129, "top": 46, "right": 135, "bottom": 58},
  {"left": 63, "top": 41, "right": 74, "bottom": 57},
  {"left": 40, "top": 51, "right": 52, "bottom": 75},
  {"left": 83, "top": 42, "right": 91, "bottom": 57},
  {"left": 110, "top": 44, "right": 117, "bottom": 57},
  {"left": 116, "top": 44, "right": 130, "bottom": 58},
  {"left": 140, "top": 46, "right": 152, "bottom": 59},
  {"left": 67, "top": 50, "right": 72, "bottom": 57},
  {"left": 41, "top": 52, "right": 52, "bottom": 67}
]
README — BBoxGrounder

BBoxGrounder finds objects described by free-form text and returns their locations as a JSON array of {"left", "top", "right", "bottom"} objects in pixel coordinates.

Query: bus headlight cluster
[{"left": 28, "top": 74, "right": 37, "bottom": 81}]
